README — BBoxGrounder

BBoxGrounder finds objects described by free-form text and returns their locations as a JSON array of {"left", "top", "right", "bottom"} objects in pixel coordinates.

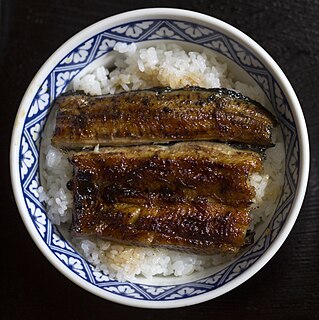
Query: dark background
[{"left": 1, "top": 0, "right": 318, "bottom": 318}]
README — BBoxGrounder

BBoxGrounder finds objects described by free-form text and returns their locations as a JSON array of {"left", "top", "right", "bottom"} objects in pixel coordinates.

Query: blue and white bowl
[{"left": 10, "top": 8, "right": 309, "bottom": 308}]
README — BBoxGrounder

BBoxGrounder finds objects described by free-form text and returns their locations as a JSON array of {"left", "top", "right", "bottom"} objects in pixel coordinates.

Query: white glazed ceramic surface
[{"left": 10, "top": 8, "right": 309, "bottom": 308}]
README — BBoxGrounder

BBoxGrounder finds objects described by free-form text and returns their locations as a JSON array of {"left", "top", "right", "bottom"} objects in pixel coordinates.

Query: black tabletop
[{"left": 1, "top": 0, "right": 318, "bottom": 318}]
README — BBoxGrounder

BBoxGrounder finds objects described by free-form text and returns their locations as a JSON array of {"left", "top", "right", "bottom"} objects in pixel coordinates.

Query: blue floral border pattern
[{"left": 19, "top": 20, "right": 299, "bottom": 301}]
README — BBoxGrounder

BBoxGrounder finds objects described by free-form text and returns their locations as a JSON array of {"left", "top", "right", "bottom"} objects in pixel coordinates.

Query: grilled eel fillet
[
  {"left": 52, "top": 86, "right": 277, "bottom": 149},
  {"left": 69, "top": 142, "right": 262, "bottom": 254}
]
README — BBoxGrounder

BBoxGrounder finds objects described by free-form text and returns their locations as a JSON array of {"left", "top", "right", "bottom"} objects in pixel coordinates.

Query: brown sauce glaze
[
  {"left": 70, "top": 142, "right": 262, "bottom": 254},
  {"left": 52, "top": 87, "right": 276, "bottom": 149}
]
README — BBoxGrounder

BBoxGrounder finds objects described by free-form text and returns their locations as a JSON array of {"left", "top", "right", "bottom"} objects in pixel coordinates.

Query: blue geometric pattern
[{"left": 18, "top": 19, "right": 299, "bottom": 301}]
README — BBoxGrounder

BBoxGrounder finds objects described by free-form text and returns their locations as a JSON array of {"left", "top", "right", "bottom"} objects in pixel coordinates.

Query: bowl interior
[{"left": 14, "top": 15, "right": 300, "bottom": 305}]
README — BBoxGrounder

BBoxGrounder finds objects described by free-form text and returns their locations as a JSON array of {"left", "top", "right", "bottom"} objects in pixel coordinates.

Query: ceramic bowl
[{"left": 10, "top": 8, "right": 309, "bottom": 308}]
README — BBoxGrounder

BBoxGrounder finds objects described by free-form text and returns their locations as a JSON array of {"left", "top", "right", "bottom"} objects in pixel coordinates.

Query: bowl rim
[{"left": 10, "top": 7, "right": 310, "bottom": 309}]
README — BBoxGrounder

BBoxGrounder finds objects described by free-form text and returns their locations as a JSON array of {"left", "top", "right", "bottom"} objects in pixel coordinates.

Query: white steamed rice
[{"left": 39, "top": 43, "right": 284, "bottom": 281}]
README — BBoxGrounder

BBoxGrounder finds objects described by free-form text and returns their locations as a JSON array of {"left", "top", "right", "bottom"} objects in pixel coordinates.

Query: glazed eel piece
[
  {"left": 69, "top": 142, "right": 262, "bottom": 254},
  {"left": 52, "top": 86, "right": 277, "bottom": 149}
]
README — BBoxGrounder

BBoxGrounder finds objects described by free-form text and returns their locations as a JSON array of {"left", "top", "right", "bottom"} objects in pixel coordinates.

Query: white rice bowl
[{"left": 39, "top": 43, "right": 284, "bottom": 282}]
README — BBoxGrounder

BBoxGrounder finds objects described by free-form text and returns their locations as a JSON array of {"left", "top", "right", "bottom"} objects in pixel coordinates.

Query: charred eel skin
[
  {"left": 52, "top": 86, "right": 277, "bottom": 149},
  {"left": 69, "top": 142, "right": 261, "bottom": 254}
]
